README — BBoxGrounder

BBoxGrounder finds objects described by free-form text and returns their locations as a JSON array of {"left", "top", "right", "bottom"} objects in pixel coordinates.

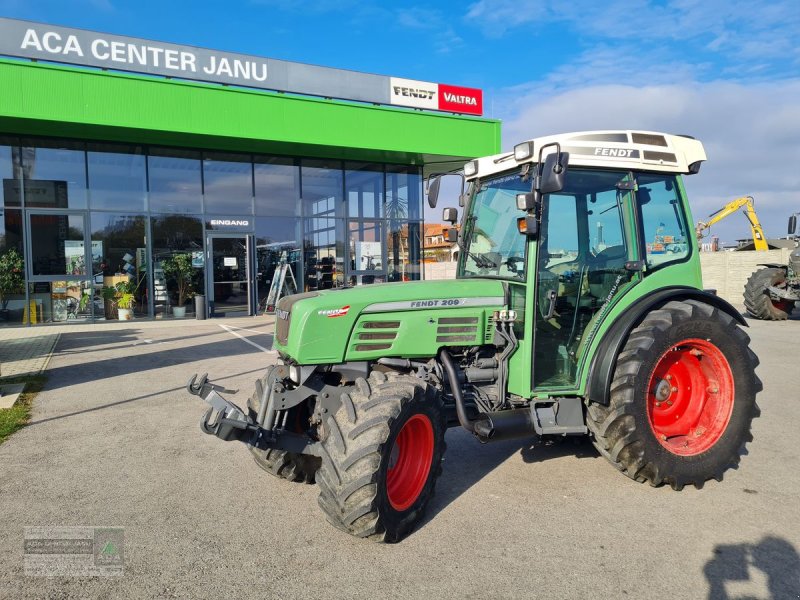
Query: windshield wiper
[{"left": 468, "top": 251, "right": 497, "bottom": 269}]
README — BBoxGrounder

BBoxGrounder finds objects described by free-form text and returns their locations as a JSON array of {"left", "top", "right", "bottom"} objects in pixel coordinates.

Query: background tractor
[
  {"left": 743, "top": 212, "right": 800, "bottom": 320},
  {"left": 190, "top": 130, "right": 761, "bottom": 542}
]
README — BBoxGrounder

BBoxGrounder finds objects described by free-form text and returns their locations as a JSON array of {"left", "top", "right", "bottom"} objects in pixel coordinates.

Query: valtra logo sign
[{"left": 389, "top": 77, "right": 483, "bottom": 116}]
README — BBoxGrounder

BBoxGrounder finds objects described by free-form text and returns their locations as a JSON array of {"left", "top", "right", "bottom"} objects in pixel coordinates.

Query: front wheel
[
  {"left": 315, "top": 371, "right": 447, "bottom": 542},
  {"left": 587, "top": 300, "right": 761, "bottom": 490}
]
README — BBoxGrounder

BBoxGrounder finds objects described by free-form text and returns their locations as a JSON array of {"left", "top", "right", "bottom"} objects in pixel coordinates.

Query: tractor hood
[{"left": 272, "top": 279, "right": 507, "bottom": 364}]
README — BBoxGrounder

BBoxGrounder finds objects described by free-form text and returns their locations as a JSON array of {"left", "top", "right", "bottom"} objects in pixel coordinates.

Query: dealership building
[{"left": 0, "top": 18, "right": 499, "bottom": 325}]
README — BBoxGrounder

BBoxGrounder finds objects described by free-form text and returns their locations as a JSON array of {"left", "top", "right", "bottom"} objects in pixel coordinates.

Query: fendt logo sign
[{"left": 389, "top": 78, "right": 483, "bottom": 116}]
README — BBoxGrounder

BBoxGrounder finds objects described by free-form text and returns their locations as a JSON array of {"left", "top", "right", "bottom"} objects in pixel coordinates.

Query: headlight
[
  {"left": 514, "top": 141, "right": 533, "bottom": 161},
  {"left": 289, "top": 365, "right": 301, "bottom": 384},
  {"left": 463, "top": 160, "right": 479, "bottom": 177}
]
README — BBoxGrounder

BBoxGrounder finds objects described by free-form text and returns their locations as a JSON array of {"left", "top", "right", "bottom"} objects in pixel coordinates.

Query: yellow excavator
[{"left": 695, "top": 195, "right": 769, "bottom": 250}]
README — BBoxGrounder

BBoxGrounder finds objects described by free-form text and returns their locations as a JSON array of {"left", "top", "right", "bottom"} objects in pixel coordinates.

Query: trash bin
[{"left": 195, "top": 295, "right": 206, "bottom": 320}]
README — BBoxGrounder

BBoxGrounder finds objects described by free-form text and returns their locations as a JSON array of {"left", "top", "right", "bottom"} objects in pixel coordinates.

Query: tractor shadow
[
  {"left": 419, "top": 432, "right": 598, "bottom": 532},
  {"left": 704, "top": 536, "right": 800, "bottom": 599}
]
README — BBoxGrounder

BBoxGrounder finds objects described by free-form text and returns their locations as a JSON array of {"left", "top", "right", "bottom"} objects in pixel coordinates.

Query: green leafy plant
[
  {"left": 0, "top": 248, "right": 25, "bottom": 310},
  {"left": 116, "top": 292, "right": 135, "bottom": 310},
  {"left": 161, "top": 253, "right": 195, "bottom": 307},
  {"left": 101, "top": 279, "right": 140, "bottom": 315}
]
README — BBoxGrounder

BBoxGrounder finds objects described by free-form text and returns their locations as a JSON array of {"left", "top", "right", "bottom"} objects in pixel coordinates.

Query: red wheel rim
[
  {"left": 772, "top": 298, "right": 794, "bottom": 313},
  {"left": 646, "top": 338, "right": 735, "bottom": 456},
  {"left": 386, "top": 414, "right": 434, "bottom": 511}
]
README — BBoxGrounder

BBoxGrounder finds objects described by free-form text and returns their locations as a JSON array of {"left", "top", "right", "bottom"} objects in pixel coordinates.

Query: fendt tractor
[{"left": 189, "top": 131, "right": 761, "bottom": 542}]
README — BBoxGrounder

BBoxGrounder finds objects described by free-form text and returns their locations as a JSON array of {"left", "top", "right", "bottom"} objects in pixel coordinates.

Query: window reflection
[
  {"left": 254, "top": 157, "right": 300, "bottom": 217},
  {"left": 387, "top": 220, "right": 422, "bottom": 282},
  {"left": 0, "top": 138, "right": 22, "bottom": 208},
  {"left": 28, "top": 281, "right": 94, "bottom": 323},
  {"left": 203, "top": 152, "right": 253, "bottom": 215},
  {"left": 302, "top": 159, "right": 343, "bottom": 219},
  {"left": 151, "top": 214, "right": 204, "bottom": 317},
  {"left": 29, "top": 213, "right": 86, "bottom": 276},
  {"left": 87, "top": 144, "right": 147, "bottom": 211},
  {"left": 91, "top": 213, "right": 148, "bottom": 317},
  {"left": 255, "top": 217, "right": 302, "bottom": 306},
  {"left": 21, "top": 139, "right": 88, "bottom": 209},
  {"left": 148, "top": 149, "right": 202, "bottom": 214},
  {"left": 345, "top": 163, "right": 384, "bottom": 219},
  {"left": 304, "top": 217, "right": 344, "bottom": 290},
  {"left": 0, "top": 210, "right": 25, "bottom": 325},
  {"left": 387, "top": 165, "right": 422, "bottom": 221}
]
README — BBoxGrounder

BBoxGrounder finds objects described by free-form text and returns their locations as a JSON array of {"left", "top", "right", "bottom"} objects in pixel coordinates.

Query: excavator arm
[{"left": 695, "top": 195, "right": 769, "bottom": 251}]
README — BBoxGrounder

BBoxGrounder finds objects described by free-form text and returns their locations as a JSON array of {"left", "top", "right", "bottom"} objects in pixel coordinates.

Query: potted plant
[
  {"left": 0, "top": 248, "right": 25, "bottom": 321},
  {"left": 115, "top": 280, "right": 136, "bottom": 320},
  {"left": 101, "top": 279, "right": 138, "bottom": 320},
  {"left": 162, "top": 253, "right": 194, "bottom": 318}
]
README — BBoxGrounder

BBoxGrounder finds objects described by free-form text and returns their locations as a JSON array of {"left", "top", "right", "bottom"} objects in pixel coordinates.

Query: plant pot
[
  {"left": 173, "top": 306, "right": 187, "bottom": 318},
  {"left": 118, "top": 308, "right": 134, "bottom": 320}
]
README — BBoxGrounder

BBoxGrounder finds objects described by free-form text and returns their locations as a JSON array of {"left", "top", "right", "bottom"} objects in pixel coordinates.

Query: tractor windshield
[{"left": 458, "top": 171, "right": 530, "bottom": 281}]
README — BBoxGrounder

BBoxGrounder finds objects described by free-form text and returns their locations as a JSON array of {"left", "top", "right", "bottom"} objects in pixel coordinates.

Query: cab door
[{"left": 532, "top": 169, "right": 640, "bottom": 390}]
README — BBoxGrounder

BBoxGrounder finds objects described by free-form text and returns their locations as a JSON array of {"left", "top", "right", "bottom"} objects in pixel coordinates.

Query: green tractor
[{"left": 189, "top": 130, "right": 761, "bottom": 542}]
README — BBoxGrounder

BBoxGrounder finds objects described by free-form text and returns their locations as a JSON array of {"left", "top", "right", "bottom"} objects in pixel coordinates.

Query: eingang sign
[{"left": 0, "top": 17, "right": 483, "bottom": 116}]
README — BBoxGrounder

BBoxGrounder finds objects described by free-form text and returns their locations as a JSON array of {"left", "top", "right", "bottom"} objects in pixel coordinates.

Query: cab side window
[{"left": 636, "top": 174, "right": 690, "bottom": 269}]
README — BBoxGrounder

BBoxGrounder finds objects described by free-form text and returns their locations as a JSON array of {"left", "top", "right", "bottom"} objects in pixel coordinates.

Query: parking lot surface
[{"left": 0, "top": 315, "right": 798, "bottom": 599}]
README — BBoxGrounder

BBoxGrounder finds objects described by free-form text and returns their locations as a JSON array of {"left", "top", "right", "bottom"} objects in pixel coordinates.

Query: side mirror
[
  {"left": 426, "top": 172, "right": 466, "bottom": 209},
  {"left": 446, "top": 228, "right": 459, "bottom": 243},
  {"left": 789, "top": 214, "right": 797, "bottom": 235},
  {"left": 442, "top": 207, "right": 458, "bottom": 224},
  {"left": 426, "top": 175, "right": 441, "bottom": 209},
  {"left": 538, "top": 151, "right": 569, "bottom": 195}
]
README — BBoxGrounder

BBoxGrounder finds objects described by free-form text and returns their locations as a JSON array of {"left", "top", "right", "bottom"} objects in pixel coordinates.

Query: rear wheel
[
  {"left": 315, "top": 371, "right": 446, "bottom": 542},
  {"left": 744, "top": 267, "right": 794, "bottom": 320},
  {"left": 587, "top": 300, "right": 761, "bottom": 490}
]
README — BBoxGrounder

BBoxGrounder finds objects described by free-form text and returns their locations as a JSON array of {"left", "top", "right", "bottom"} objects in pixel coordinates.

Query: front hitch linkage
[{"left": 187, "top": 372, "right": 321, "bottom": 456}]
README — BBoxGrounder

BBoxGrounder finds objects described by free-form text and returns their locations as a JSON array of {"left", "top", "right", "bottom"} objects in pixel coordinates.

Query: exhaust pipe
[
  {"left": 440, "top": 350, "right": 537, "bottom": 442},
  {"left": 472, "top": 408, "right": 536, "bottom": 442}
]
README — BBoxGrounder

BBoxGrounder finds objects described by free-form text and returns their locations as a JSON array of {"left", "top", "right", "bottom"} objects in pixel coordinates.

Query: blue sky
[{"left": 2, "top": 0, "right": 799, "bottom": 244}]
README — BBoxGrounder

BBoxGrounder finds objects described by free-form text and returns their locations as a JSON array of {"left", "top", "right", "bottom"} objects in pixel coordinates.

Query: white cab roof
[{"left": 467, "top": 130, "right": 707, "bottom": 181}]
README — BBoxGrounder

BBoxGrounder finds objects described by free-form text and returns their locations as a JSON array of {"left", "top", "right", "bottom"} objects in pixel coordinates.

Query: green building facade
[{"left": 0, "top": 36, "right": 499, "bottom": 324}]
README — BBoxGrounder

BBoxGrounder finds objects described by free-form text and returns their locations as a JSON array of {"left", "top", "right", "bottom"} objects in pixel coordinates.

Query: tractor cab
[{"left": 429, "top": 130, "right": 707, "bottom": 393}]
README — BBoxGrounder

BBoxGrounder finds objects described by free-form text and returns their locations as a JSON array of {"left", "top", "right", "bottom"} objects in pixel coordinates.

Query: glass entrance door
[
  {"left": 25, "top": 210, "right": 95, "bottom": 324},
  {"left": 208, "top": 235, "right": 250, "bottom": 317}
]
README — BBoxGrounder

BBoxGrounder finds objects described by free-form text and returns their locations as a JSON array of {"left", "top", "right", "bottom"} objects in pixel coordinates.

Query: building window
[
  {"left": 387, "top": 165, "right": 422, "bottom": 221},
  {"left": 255, "top": 216, "right": 303, "bottom": 303},
  {"left": 29, "top": 213, "right": 87, "bottom": 276},
  {"left": 302, "top": 159, "right": 344, "bottom": 219},
  {"left": 148, "top": 149, "right": 202, "bottom": 214},
  {"left": 21, "top": 139, "right": 88, "bottom": 209},
  {"left": 151, "top": 214, "right": 204, "bottom": 317},
  {"left": 0, "top": 137, "right": 22, "bottom": 208},
  {"left": 254, "top": 157, "right": 300, "bottom": 217},
  {"left": 87, "top": 144, "right": 147, "bottom": 211},
  {"left": 345, "top": 162, "right": 384, "bottom": 219},
  {"left": 91, "top": 213, "right": 148, "bottom": 318},
  {"left": 203, "top": 152, "right": 253, "bottom": 215}
]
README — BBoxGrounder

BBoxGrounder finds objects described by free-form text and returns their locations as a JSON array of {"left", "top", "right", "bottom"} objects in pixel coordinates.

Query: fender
[{"left": 585, "top": 287, "right": 746, "bottom": 406}]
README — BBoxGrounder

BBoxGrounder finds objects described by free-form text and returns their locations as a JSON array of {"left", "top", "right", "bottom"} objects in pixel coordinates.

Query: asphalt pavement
[{"left": 0, "top": 313, "right": 798, "bottom": 599}]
